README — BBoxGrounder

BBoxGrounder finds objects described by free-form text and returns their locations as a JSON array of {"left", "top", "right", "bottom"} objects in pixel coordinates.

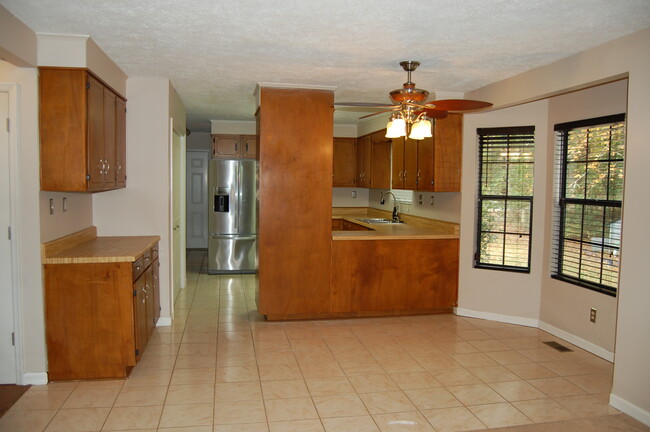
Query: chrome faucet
[{"left": 380, "top": 191, "right": 400, "bottom": 222}]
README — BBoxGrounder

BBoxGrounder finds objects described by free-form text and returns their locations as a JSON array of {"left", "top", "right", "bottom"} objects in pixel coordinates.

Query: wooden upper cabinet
[
  {"left": 241, "top": 135, "right": 257, "bottom": 159},
  {"left": 212, "top": 135, "right": 241, "bottom": 158},
  {"left": 389, "top": 113, "right": 463, "bottom": 192},
  {"left": 392, "top": 137, "right": 418, "bottom": 190},
  {"left": 115, "top": 98, "right": 127, "bottom": 188},
  {"left": 369, "top": 131, "right": 391, "bottom": 189},
  {"left": 433, "top": 113, "right": 463, "bottom": 192},
  {"left": 212, "top": 134, "right": 257, "bottom": 159},
  {"left": 333, "top": 138, "right": 357, "bottom": 187},
  {"left": 39, "top": 67, "right": 126, "bottom": 192},
  {"left": 356, "top": 135, "right": 372, "bottom": 187}
]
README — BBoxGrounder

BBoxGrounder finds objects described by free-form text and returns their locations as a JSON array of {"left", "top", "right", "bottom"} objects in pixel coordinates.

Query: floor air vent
[{"left": 543, "top": 341, "right": 573, "bottom": 352}]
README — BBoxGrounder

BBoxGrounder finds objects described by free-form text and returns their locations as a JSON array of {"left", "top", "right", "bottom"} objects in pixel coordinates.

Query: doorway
[
  {"left": 186, "top": 150, "right": 209, "bottom": 249},
  {"left": 170, "top": 122, "right": 186, "bottom": 305},
  {"left": 0, "top": 90, "right": 17, "bottom": 384}
]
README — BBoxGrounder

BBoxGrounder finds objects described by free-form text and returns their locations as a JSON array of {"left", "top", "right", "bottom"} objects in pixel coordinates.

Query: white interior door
[
  {"left": 0, "top": 91, "right": 17, "bottom": 384},
  {"left": 186, "top": 150, "right": 209, "bottom": 249}
]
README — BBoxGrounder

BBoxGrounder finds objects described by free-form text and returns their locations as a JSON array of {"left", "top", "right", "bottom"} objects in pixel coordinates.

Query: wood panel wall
[{"left": 256, "top": 88, "right": 334, "bottom": 317}]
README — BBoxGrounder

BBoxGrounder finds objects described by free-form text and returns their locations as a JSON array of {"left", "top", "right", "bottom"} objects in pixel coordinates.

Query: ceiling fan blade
[
  {"left": 359, "top": 109, "right": 397, "bottom": 119},
  {"left": 426, "top": 99, "right": 493, "bottom": 112},
  {"left": 415, "top": 109, "right": 449, "bottom": 119},
  {"left": 334, "top": 102, "right": 397, "bottom": 108}
]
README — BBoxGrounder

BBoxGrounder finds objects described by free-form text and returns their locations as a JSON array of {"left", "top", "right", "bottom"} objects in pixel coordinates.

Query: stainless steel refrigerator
[{"left": 208, "top": 159, "right": 258, "bottom": 274}]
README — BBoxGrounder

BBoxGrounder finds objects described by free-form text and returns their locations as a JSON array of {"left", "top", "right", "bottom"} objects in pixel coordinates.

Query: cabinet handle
[
  {"left": 403, "top": 171, "right": 407, "bottom": 180},
  {"left": 245, "top": 142, "right": 249, "bottom": 153},
  {"left": 116, "top": 161, "right": 122, "bottom": 174},
  {"left": 399, "top": 171, "right": 403, "bottom": 180},
  {"left": 235, "top": 143, "right": 238, "bottom": 152},
  {"left": 99, "top": 159, "right": 105, "bottom": 174},
  {"left": 105, "top": 161, "right": 110, "bottom": 174}
]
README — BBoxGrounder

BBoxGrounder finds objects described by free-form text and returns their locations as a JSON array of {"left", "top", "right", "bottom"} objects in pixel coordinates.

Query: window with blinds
[
  {"left": 475, "top": 126, "right": 535, "bottom": 272},
  {"left": 552, "top": 114, "right": 625, "bottom": 297}
]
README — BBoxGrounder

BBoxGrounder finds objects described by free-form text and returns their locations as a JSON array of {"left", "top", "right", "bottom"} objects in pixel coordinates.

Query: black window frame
[
  {"left": 552, "top": 113, "right": 626, "bottom": 297},
  {"left": 475, "top": 126, "right": 535, "bottom": 273}
]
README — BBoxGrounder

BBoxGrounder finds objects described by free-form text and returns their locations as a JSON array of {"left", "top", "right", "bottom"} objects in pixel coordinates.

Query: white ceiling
[{"left": 2, "top": 0, "right": 650, "bottom": 132}]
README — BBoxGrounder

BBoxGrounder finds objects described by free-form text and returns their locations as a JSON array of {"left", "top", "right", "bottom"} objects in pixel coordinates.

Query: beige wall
[
  {"left": 458, "top": 99, "right": 550, "bottom": 323},
  {"left": 39, "top": 192, "right": 93, "bottom": 242},
  {"left": 93, "top": 77, "right": 185, "bottom": 323},
  {"left": 37, "top": 34, "right": 127, "bottom": 97},
  {"left": 0, "top": 5, "right": 37, "bottom": 67},
  {"left": 187, "top": 132, "right": 211, "bottom": 151},
  {"left": 539, "top": 80, "right": 628, "bottom": 355},
  {"left": 465, "top": 28, "right": 650, "bottom": 423},
  {"left": 0, "top": 60, "right": 46, "bottom": 379}
]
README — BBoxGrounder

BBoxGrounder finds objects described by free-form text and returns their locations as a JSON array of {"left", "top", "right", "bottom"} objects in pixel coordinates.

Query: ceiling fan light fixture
[
  {"left": 386, "top": 115, "right": 406, "bottom": 138},
  {"left": 408, "top": 117, "right": 432, "bottom": 140}
]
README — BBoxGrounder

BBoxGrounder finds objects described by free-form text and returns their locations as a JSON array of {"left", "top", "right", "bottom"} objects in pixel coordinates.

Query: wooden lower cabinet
[
  {"left": 44, "top": 243, "right": 159, "bottom": 380},
  {"left": 331, "top": 239, "right": 458, "bottom": 314}
]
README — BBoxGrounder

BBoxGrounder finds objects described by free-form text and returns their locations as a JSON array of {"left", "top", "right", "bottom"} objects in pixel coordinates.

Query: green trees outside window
[
  {"left": 553, "top": 114, "right": 625, "bottom": 296},
  {"left": 476, "top": 126, "right": 535, "bottom": 272}
]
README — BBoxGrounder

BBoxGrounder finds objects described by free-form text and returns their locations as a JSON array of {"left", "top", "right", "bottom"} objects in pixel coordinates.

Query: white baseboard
[
  {"left": 23, "top": 372, "right": 48, "bottom": 385},
  {"left": 455, "top": 307, "right": 540, "bottom": 328},
  {"left": 156, "top": 317, "right": 172, "bottom": 327},
  {"left": 538, "top": 321, "right": 614, "bottom": 362},
  {"left": 610, "top": 394, "right": 650, "bottom": 426}
]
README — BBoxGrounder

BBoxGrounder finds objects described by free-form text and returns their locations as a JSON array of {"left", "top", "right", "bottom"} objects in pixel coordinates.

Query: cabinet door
[
  {"left": 133, "top": 273, "right": 148, "bottom": 362},
  {"left": 102, "top": 88, "right": 117, "bottom": 189},
  {"left": 433, "top": 113, "right": 463, "bottom": 192},
  {"left": 152, "top": 258, "right": 160, "bottom": 327},
  {"left": 212, "top": 135, "right": 241, "bottom": 158},
  {"left": 333, "top": 138, "right": 357, "bottom": 187},
  {"left": 241, "top": 135, "right": 257, "bottom": 159},
  {"left": 115, "top": 97, "right": 127, "bottom": 188},
  {"left": 416, "top": 136, "right": 434, "bottom": 191},
  {"left": 391, "top": 137, "right": 405, "bottom": 189},
  {"left": 370, "top": 132, "right": 391, "bottom": 189},
  {"left": 357, "top": 135, "right": 372, "bottom": 187},
  {"left": 144, "top": 265, "right": 155, "bottom": 338},
  {"left": 403, "top": 138, "right": 418, "bottom": 190},
  {"left": 87, "top": 76, "right": 105, "bottom": 191}
]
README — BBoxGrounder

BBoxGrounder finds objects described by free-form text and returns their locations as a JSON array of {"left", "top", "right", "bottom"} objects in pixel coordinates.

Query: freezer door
[
  {"left": 209, "top": 159, "right": 238, "bottom": 234},
  {"left": 208, "top": 235, "right": 258, "bottom": 274},
  {"left": 238, "top": 160, "right": 258, "bottom": 235}
]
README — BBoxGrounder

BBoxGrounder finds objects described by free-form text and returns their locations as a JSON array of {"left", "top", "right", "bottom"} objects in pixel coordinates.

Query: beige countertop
[
  {"left": 332, "top": 214, "right": 459, "bottom": 241},
  {"left": 42, "top": 226, "right": 160, "bottom": 264}
]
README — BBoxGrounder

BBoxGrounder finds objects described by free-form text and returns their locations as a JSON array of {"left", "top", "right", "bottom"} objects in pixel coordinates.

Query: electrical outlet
[
  {"left": 430, "top": 195, "right": 435, "bottom": 206},
  {"left": 418, "top": 194, "right": 423, "bottom": 205},
  {"left": 590, "top": 308, "right": 597, "bottom": 323},
  {"left": 351, "top": 190, "right": 357, "bottom": 198},
  {"left": 62, "top": 197, "right": 67, "bottom": 212},
  {"left": 49, "top": 198, "right": 54, "bottom": 215}
]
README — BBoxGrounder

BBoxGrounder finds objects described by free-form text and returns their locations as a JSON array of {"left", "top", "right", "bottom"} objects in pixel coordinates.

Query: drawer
[{"left": 132, "top": 256, "right": 145, "bottom": 281}]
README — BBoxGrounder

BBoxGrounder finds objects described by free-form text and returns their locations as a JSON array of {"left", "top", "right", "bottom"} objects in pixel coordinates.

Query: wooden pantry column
[{"left": 256, "top": 87, "right": 334, "bottom": 319}]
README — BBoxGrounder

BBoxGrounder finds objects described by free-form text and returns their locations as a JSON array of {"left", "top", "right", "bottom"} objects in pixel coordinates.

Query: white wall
[
  {"left": 458, "top": 100, "right": 549, "bottom": 323},
  {"left": 93, "top": 77, "right": 186, "bottom": 323},
  {"left": 465, "top": 28, "right": 650, "bottom": 424},
  {"left": 0, "top": 60, "right": 46, "bottom": 381}
]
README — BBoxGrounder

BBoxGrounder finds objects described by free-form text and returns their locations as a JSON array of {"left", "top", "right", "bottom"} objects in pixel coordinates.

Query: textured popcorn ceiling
[{"left": 3, "top": 0, "right": 650, "bottom": 131}]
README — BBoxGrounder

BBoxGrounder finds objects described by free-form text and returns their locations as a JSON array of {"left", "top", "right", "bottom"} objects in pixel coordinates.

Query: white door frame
[{"left": 1, "top": 83, "right": 24, "bottom": 384}]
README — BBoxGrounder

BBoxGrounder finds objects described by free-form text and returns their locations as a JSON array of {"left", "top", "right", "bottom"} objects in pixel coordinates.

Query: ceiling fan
[{"left": 335, "top": 60, "right": 492, "bottom": 140}]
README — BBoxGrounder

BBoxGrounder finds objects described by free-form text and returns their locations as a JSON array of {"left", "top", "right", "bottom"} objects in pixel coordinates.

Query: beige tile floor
[{"left": 1, "top": 250, "right": 644, "bottom": 432}]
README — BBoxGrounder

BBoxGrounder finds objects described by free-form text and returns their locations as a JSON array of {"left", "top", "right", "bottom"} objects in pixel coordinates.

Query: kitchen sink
[{"left": 357, "top": 218, "right": 403, "bottom": 224}]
